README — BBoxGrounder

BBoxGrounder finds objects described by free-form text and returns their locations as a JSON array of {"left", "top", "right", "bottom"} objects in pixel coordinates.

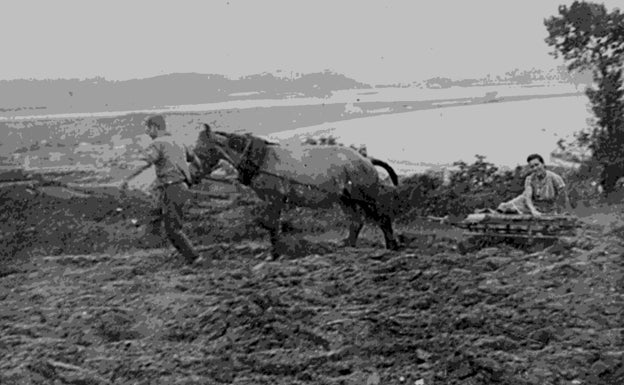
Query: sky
[{"left": 2, "top": 0, "right": 621, "bottom": 85}]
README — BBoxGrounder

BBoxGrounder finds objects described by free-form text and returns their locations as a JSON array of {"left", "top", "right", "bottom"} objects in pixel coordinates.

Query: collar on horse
[{"left": 225, "top": 133, "right": 270, "bottom": 185}]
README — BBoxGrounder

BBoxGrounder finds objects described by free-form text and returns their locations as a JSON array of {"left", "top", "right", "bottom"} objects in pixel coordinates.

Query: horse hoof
[
  {"left": 280, "top": 221, "right": 296, "bottom": 233},
  {"left": 341, "top": 239, "right": 356, "bottom": 248},
  {"left": 387, "top": 240, "right": 401, "bottom": 251},
  {"left": 264, "top": 251, "right": 281, "bottom": 262},
  {"left": 265, "top": 255, "right": 278, "bottom": 262},
  {"left": 192, "top": 256, "right": 212, "bottom": 268}
]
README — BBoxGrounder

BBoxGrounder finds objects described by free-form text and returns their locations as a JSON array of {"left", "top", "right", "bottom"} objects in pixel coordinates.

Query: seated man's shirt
[{"left": 524, "top": 170, "right": 565, "bottom": 212}]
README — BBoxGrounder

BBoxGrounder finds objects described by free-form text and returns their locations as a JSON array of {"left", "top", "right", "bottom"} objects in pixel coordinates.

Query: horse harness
[
  {"left": 234, "top": 134, "right": 270, "bottom": 185},
  {"left": 217, "top": 133, "right": 385, "bottom": 210}
]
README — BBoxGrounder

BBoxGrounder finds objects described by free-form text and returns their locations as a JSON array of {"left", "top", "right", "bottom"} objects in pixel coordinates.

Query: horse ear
[{"left": 203, "top": 123, "right": 211, "bottom": 133}]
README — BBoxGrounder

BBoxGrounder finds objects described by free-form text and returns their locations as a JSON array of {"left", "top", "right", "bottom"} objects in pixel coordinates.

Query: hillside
[
  {"left": 0, "top": 174, "right": 623, "bottom": 385},
  {"left": 0, "top": 99, "right": 622, "bottom": 383},
  {"left": 0, "top": 66, "right": 589, "bottom": 119},
  {"left": 0, "top": 71, "right": 370, "bottom": 117}
]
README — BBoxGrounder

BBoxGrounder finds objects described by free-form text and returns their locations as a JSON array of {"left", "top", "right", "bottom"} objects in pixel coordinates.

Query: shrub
[{"left": 398, "top": 155, "right": 525, "bottom": 218}]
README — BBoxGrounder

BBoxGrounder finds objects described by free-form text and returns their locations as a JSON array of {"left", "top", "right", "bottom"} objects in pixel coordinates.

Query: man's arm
[
  {"left": 121, "top": 143, "right": 159, "bottom": 189},
  {"left": 121, "top": 162, "right": 152, "bottom": 188},
  {"left": 185, "top": 146, "right": 204, "bottom": 184},
  {"left": 186, "top": 147, "right": 202, "bottom": 170},
  {"left": 561, "top": 189, "right": 573, "bottom": 213},
  {"left": 523, "top": 177, "right": 541, "bottom": 216}
]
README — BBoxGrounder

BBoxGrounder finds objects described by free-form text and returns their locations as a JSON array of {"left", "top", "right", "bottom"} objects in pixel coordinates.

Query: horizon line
[{"left": 0, "top": 66, "right": 577, "bottom": 86}]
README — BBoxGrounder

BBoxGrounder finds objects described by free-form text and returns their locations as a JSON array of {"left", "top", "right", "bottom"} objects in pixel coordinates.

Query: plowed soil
[{"left": 1, "top": 180, "right": 623, "bottom": 385}]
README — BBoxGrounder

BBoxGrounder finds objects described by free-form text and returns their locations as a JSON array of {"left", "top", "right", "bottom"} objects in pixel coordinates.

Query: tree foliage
[{"left": 544, "top": 1, "right": 624, "bottom": 193}]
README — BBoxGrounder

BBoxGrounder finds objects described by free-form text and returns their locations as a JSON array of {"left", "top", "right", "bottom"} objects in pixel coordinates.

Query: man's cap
[{"left": 145, "top": 115, "right": 166, "bottom": 130}]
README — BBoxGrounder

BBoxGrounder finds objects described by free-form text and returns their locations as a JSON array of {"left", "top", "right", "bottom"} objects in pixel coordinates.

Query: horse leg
[
  {"left": 340, "top": 198, "right": 364, "bottom": 247},
  {"left": 377, "top": 214, "right": 399, "bottom": 250},
  {"left": 255, "top": 200, "right": 283, "bottom": 259}
]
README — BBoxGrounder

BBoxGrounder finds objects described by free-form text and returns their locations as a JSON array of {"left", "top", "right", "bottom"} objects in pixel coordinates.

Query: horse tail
[{"left": 370, "top": 158, "right": 399, "bottom": 186}]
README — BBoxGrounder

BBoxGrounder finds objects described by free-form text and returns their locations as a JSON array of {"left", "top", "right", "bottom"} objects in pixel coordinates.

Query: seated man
[{"left": 497, "top": 153, "right": 572, "bottom": 216}]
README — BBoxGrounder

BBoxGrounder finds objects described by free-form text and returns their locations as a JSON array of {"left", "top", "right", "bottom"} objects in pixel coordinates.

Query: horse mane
[
  {"left": 211, "top": 130, "right": 276, "bottom": 185},
  {"left": 214, "top": 131, "right": 277, "bottom": 152}
]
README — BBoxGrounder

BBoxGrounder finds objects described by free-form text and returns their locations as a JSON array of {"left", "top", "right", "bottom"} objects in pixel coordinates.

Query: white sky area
[{"left": 2, "top": 0, "right": 621, "bottom": 85}]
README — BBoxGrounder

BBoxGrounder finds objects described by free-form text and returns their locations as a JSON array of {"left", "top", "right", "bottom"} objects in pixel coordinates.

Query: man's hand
[
  {"left": 531, "top": 210, "right": 542, "bottom": 217},
  {"left": 189, "top": 163, "right": 202, "bottom": 185},
  {"left": 120, "top": 162, "right": 152, "bottom": 191}
]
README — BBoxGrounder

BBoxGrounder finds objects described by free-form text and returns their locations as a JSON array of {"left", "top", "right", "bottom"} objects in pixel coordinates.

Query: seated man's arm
[
  {"left": 523, "top": 177, "right": 541, "bottom": 216},
  {"left": 562, "top": 190, "right": 573, "bottom": 212},
  {"left": 554, "top": 174, "right": 573, "bottom": 213}
]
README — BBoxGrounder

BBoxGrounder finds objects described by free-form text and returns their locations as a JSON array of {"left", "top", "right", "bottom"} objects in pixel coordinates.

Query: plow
[
  {"left": 428, "top": 210, "right": 581, "bottom": 253},
  {"left": 0, "top": 168, "right": 233, "bottom": 202},
  {"left": 0, "top": 167, "right": 233, "bottom": 234}
]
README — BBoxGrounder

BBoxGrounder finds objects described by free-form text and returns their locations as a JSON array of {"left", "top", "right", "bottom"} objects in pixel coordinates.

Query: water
[
  {"left": 268, "top": 94, "right": 592, "bottom": 173},
  {"left": 0, "top": 82, "right": 580, "bottom": 121},
  {"left": 2, "top": 83, "right": 591, "bottom": 174}
]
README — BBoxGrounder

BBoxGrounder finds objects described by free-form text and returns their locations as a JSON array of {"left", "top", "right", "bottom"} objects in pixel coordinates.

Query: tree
[{"left": 545, "top": 1, "right": 624, "bottom": 193}]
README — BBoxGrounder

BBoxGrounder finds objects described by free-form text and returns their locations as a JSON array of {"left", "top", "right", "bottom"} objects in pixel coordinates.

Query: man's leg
[
  {"left": 146, "top": 208, "right": 164, "bottom": 236},
  {"left": 143, "top": 185, "right": 165, "bottom": 246},
  {"left": 162, "top": 184, "right": 200, "bottom": 263}
]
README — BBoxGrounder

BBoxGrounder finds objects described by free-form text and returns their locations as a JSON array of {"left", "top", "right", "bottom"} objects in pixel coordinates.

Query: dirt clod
[{"left": 1, "top": 180, "right": 622, "bottom": 384}]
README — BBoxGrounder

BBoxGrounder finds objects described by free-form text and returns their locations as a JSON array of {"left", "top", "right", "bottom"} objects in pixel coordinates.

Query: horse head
[
  {"left": 193, "top": 123, "right": 271, "bottom": 184},
  {"left": 196, "top": 122, "right": 250, "bottom": 162},
  {"left": 190, "top": 123, "right": 234, "bottom": 180}
]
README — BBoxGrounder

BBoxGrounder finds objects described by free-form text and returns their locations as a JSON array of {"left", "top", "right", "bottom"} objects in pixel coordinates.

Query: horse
[{"left": 192, "top": 123, "right": 401, "bottom": 258}]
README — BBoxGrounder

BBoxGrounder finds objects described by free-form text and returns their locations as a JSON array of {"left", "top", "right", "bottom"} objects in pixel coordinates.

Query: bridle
[{"left": 206, "top": 132, "right": 254, "bottom": 176}]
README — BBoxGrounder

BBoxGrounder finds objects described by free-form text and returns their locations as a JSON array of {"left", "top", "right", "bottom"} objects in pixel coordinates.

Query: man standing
[
  {"left": 497, "top": 153, "right": 572, "bottom": 216},
  {"left": 121, "top": 115, "right": 201, "bottom": 264}
]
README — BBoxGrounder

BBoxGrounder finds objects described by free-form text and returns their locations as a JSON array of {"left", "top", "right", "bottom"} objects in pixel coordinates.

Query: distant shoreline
[
  {"left": 0, "top": 83, "right": 583, "bottom": 125},
  {"left": 1, "top": 83, "right": 588, "bottom": 179}
]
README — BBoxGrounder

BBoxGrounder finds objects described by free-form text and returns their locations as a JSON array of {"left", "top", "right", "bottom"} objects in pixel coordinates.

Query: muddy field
[{"left": 1, "top": 173, "right": 623, "bottom": 385}]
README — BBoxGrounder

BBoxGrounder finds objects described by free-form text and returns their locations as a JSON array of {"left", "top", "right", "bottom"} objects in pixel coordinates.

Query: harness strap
[
  {"left": 235, "top": 136, "right": 269, "bottom": 185},
  {"left": 212, "top": 137, "right": 393, "bottom": 208},
  {"left": 249, "top": 168, "right": 382, "bottom": 209}
]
